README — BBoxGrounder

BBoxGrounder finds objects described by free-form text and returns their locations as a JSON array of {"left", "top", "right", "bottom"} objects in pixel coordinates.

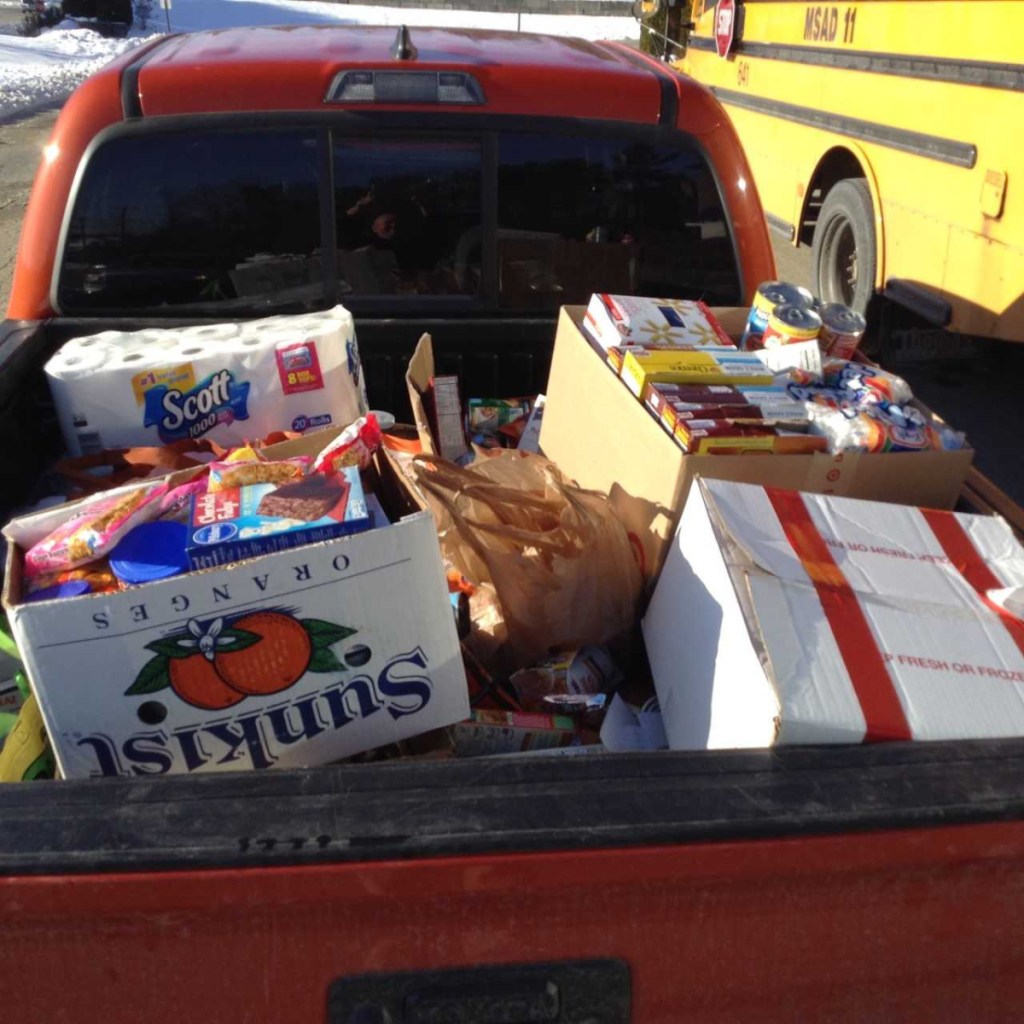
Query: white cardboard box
[
  {"left": 3, "top": 457, "right": 469, "bottom": 779},
  {"left": 644, "top": 478, "right": 1024, "bottom": 749}
]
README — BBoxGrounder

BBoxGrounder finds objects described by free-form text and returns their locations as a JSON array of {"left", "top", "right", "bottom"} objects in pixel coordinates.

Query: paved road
[
  {"left": 0, "top": 106, "right": 1020, "bottom": 504},
  {"left": 0, "top": 109, "right": 58, "bottom": 314}
]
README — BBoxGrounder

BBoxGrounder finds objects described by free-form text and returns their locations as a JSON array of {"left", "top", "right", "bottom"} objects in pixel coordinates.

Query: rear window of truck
[{"left": 57, "top": 123, "right": 741, "bottom": 315}]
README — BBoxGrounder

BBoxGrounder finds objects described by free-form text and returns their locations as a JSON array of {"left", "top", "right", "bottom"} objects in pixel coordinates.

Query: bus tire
[{"left": 812, "top": 178, "right": 876, "bottom": 315}]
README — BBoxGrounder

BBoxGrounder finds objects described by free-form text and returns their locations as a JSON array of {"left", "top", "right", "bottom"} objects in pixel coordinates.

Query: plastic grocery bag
[{"left": 412, "top": 451, "right": 643, "bottom": 669}]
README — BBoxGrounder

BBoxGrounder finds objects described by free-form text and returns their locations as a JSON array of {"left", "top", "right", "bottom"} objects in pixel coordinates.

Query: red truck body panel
[
  {"left": 4, "top": 822, "right": 1024, "bottom": 1022},
  {"left": 5, "top": 27, "right": 775, "bottom": 320}
]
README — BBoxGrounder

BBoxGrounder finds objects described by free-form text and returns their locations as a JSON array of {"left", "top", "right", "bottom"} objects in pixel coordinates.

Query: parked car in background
[{"left": 60, "top": 0, "right": 132, "bottom": 36}]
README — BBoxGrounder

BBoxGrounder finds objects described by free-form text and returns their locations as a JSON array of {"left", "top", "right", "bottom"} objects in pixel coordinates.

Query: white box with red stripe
[{"left": 644, "top": 478, "right": 1024, "bottom": 749}]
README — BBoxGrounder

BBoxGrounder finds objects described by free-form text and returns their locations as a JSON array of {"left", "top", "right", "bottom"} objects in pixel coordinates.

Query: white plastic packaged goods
[{"left": 45, "top": 305, "right": 367, "bottom": 455}]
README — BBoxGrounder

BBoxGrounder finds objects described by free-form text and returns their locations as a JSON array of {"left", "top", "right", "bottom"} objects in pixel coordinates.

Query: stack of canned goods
[{"left": 741, "top": 281, "right": 867, "bottom": 360}]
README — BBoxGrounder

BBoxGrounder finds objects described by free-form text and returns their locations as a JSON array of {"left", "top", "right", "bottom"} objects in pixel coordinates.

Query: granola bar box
[{"left": 186, "top": 467, "right": 371, "bottom": 570}]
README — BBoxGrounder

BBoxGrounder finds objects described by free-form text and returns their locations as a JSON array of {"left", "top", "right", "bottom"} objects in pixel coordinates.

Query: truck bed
[{"left": 4, "top": 316, "right": 1024, "bottom": 1021}]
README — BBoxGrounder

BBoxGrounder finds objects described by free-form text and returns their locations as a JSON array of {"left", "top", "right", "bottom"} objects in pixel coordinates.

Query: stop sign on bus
[{"left": 716, "top": 0, "right": 735, "bottom": 58}]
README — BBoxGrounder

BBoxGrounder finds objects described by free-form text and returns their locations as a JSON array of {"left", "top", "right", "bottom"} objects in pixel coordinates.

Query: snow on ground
[{"left": 0, "top": 0, "right": 638, "bottom": 122}]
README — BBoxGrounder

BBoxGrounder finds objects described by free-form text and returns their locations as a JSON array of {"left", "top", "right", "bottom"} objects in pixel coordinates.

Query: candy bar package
[{"left": 186, "top": 467, "right": 371, "bottom": 570}]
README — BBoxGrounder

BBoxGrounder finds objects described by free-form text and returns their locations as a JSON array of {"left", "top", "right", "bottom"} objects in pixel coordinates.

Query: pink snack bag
[
  {"left": 313, "top": 413, "right": 382, "bottom": 473},
  {"left": 24, "top": 481, "right": 170, "bottom": 579}
]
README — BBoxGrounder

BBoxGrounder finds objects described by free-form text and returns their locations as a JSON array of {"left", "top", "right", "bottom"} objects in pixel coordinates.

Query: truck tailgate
[{"left": 4, "top": 742, "right": 1024, "bottom": 1021}]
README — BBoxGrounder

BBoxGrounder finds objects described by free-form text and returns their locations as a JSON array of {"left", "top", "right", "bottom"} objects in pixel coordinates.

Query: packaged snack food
[
  {"left": 621, "top": 349, "right": 775, "bottom": 397},
  {"left": 207, "top": 455, "right": 311, "bottom": 493},
  {"left": 508, "top": 646, "right": 622, "bottom": 709},
  {"left": 584, "top": 294, "right": 735, "bottom": 352},
  {"left": 25, "top": 560, "right": 121, "bottom": 597},
  {"left": 312, "top": 413, "right": 382, "bottom": 473},
  {"left": 808, "top": 401, "right": 968, "bottom": 453},
  {"left": 157, "top": 477, "right": 210, "bottom": 523},
  {"left": 186, "top": 467, "right": 371, "bottom": 570},
  {"left": 673, "top": 420, "right": 828, "bottom": 455},
  {"left": 787, "top": 360, "right": 914, "bottom": 408},
  {"left": 22, "top": 480, "right": 169, "bottom": 579}
]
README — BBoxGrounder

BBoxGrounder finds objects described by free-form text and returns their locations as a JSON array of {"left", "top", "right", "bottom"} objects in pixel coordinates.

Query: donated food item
[
  {"left": 312, "top": 413, "right": 383, "bottom": 473},
  {"left": 109, "top": 521, "right": 190, "bottom": 585},
  {"left": 429, "top": 376, "right": 470, "bottom": 462},
  {"left": 208, "top": 455, "right": 312, "bottom": 493},
  {"left": 787, "top": 359, "right": 914, "bottom": 408},
  {"left": 674, "top": 419, "right": 828, "bottom": 455},
  {"left": 25, "top": 561, "right": 120, "bottom": 597},
  {"left": 25, "top": 581, "right": 92, "bottom": 602},
  {"left": 643, "top": 382, "right": 778, "bottom": 422},
  {"left": 44, "top": 305, "right": 367, "bottom": 456},
  {"left": 255, "top": 473, "right": 350, "bottom": 521},
  {"left": 158, "top": 478, "right": 210, "bottom": 523},
  {"left": 508, "top": 646, "right": 623, "bottom": 709},
  {"left": 22, "top": 479, "right": 169, "bottom": 579},
  {"left": 186, "top": 467, "right": 371, "bottom": 569},
  {"left": 761, "top": 304, "right": 822, "bottom": 349},
  {"left": 741, "top": 281, "right": 816, "bottom": 349},
  {"left": 621, "top": 349, "right": 775, "bottom": 397},
  {"left": 584, "top": 294, "right": 735, "bottom": 352},
  {"left": 449, "top": 709, "right": 589, "bottom": 757},
  {"left": 808, "top": 401, "right": 968, "bottom": 453},
  {"left": 467, "top": 398, "right": 532, "bottom": 433},
  {"left": 608, "top": 342, "right": 734, "bottom": 374},
  {"left": 517, "top": 395, "right": 546, "bottom": 454},
  {"left": 818, "top": 303, "right": 867, "bottom": 359},
  {"left": 0, "top": 696, "right": 54, "bottom": 782},
  {"left": 667, "top": 401, "right": 809, "bottom": 424}
]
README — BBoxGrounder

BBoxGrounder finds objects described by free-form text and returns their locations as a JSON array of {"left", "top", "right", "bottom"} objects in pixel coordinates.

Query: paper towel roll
[{"left": 46, "top": 306, "right": 367, "bottom": 455}]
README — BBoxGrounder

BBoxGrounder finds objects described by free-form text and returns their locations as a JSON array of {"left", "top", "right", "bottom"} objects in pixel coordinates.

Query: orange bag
[{"left": 412, "top": 451, "right": 643, "bottom": 669}]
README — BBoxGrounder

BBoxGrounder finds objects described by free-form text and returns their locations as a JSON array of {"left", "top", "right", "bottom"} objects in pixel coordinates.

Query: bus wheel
[{"left": 812, "top": 178, "right": 876, "bottom": 315}]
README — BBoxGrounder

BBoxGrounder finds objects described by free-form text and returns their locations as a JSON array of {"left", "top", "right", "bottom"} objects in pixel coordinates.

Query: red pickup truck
[{"left": 3, "top": 25, "right": 1024, "bottom": 1023}]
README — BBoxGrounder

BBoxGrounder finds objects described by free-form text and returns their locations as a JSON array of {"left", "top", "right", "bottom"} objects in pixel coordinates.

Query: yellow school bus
[{"left": 676, "top": 0, "right": 1024, "bottom": 342}]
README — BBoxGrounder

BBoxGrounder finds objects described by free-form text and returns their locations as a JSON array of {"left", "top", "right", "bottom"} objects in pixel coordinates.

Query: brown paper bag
[{"left": 412, "top": 451, "right": 643, "bottom": 669}]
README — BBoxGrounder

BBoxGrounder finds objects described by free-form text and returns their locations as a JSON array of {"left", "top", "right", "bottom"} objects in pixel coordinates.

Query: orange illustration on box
[{"left": 126, "top": 609, "right": 357, "bottom": 710}]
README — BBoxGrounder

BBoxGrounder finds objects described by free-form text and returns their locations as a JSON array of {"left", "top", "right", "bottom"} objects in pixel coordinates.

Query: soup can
[
  {"left": 741, "top": 281, "right": 816, "bottom": 349},
  {"left": 818, "top": 303, "right": 867, "bottom": 359},
  {"left": 762, "top": 304, "right": 823, "bottom": 348}
]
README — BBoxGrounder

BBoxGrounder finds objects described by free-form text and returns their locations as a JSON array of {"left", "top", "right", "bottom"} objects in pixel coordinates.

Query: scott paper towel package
[{"left": 45, "top": 306, "right": 367, "bottom": 455}]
